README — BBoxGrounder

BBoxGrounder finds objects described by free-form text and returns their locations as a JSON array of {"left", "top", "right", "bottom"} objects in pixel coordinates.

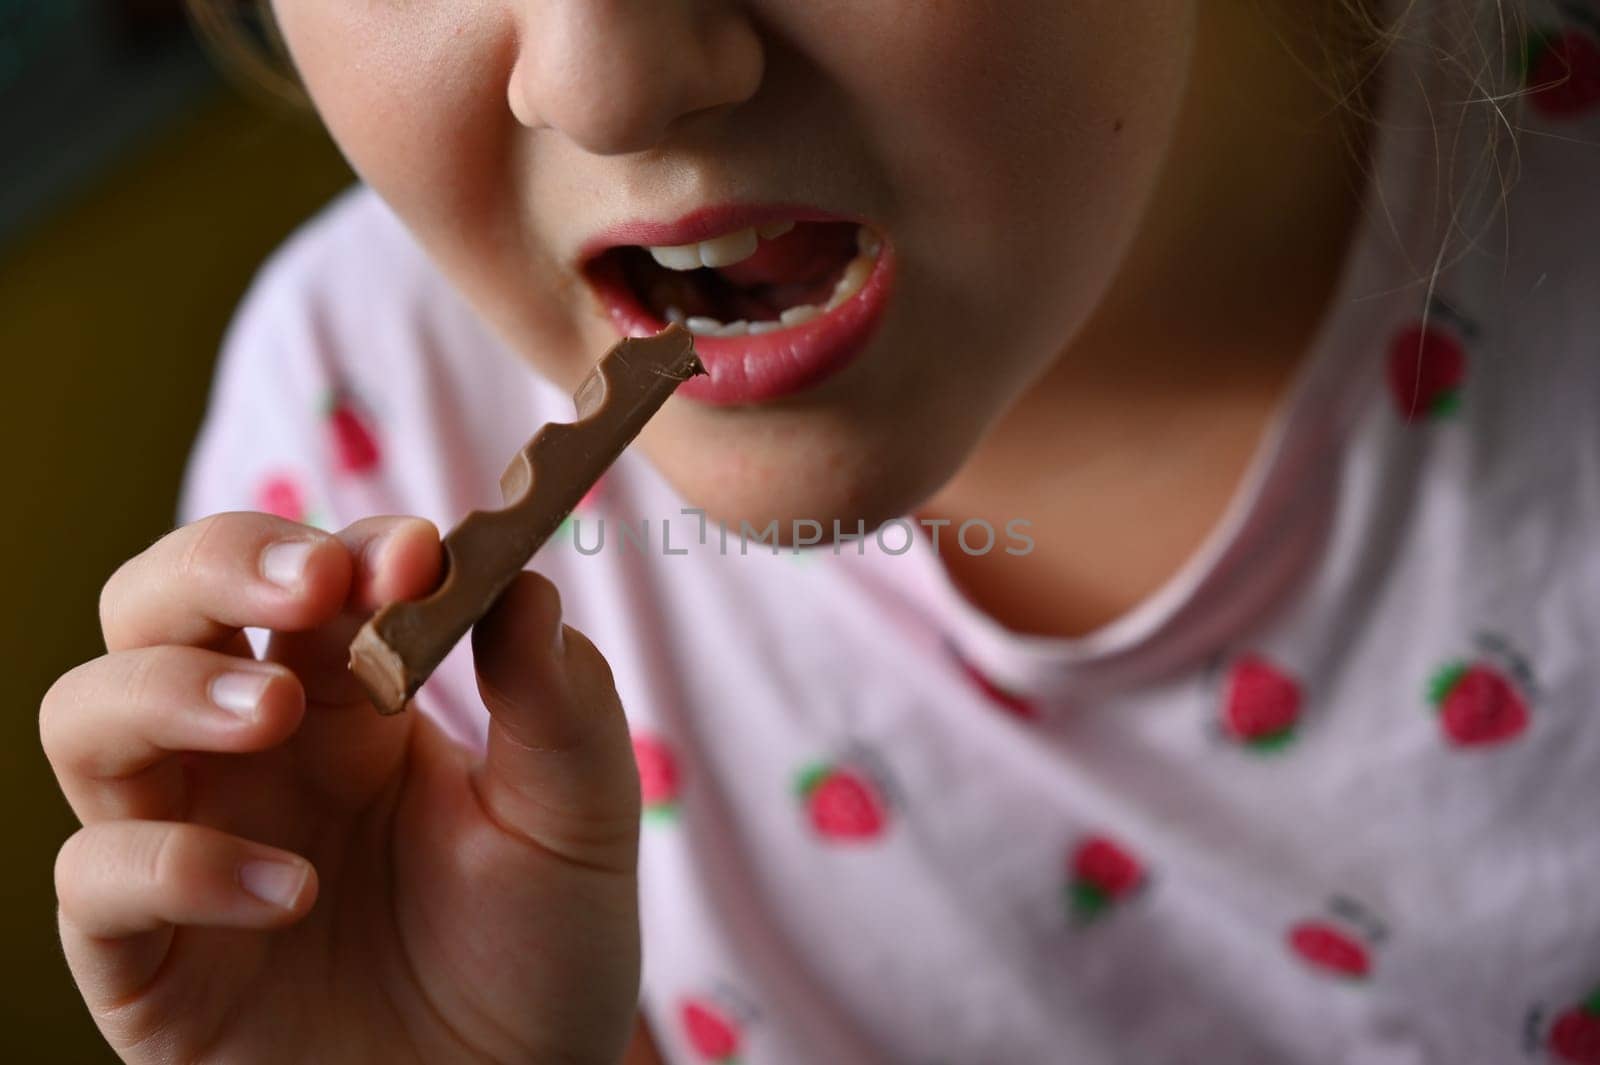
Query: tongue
[{"left": 713, "top": 222, "right": 857, "bottom": 288}]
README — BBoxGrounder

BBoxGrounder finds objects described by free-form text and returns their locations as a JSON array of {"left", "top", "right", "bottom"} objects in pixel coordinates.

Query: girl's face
[{"left": 270, "top": 1, "right": 1195, "bottom": 531}]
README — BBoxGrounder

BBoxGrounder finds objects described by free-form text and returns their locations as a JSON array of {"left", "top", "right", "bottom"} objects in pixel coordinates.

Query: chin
[{"left": 638, "top": 405, "right": 956, "bottom": 548}]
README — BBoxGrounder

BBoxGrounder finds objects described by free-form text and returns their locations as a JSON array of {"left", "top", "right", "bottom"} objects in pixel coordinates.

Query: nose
[{"left": 509, "top": 0, "right": 764, "bottom": 155}]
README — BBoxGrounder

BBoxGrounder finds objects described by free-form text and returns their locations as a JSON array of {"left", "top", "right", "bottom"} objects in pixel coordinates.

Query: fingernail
[
  {"left": 239, "top": 860, "right": 307, "bottom": 910},
  {"left": 209, "top": 670, "right": 271, "bottom": 719},
  {"left": 359, "top": 527, "right": 398, "bottom": 576},
  {"left": 261, "top": 540, "right": 314, "bottom": 589}
]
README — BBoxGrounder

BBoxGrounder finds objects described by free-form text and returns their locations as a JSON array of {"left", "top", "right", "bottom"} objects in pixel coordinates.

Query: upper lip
[{"left": 576, "top": 201, "right": 863, "bottom": 268}]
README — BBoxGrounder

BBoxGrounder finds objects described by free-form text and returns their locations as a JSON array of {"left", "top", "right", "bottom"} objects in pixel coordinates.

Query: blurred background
[{"left": 1, "top": 2, "right": 352, "bottom": 1058}]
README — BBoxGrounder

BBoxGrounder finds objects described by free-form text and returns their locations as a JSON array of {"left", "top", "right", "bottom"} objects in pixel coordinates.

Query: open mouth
[
  {"left": 586, "top": 220, "right": 881, "bottom": 337},
  {"left": 580, "top": 213, "right": 893, "bottom": 404}
]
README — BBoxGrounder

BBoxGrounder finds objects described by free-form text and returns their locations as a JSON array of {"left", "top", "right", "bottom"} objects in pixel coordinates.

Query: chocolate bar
[{"left": 348, "top": 325, "right": 704, "bottom": 714}]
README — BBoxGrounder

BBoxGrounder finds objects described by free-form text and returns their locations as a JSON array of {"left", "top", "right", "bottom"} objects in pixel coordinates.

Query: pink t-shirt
[{"left": 178, "top": 3, "right": 1600, "bottom": 1061}]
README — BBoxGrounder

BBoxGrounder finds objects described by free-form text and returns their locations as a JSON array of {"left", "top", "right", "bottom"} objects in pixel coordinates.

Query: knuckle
[
  {"left": 98, "top": 555, "right": 139, "bottom": 650},
  {"left": 53, "top": 830, "right": 88, "bottom": 904},
  {"left": 175, "top": 513, "right": 232, "bottom": 589},
  {"left": 38, "top": 663, "right": 85, "bottom": 759},
  {"left": 121, "top": 647, "right": 165, "bottom": 715},
  {"left": 146, "top": 824, "right": 189, "bottom": 896}
]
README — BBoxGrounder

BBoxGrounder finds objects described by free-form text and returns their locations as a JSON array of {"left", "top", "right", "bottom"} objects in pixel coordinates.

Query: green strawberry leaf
[
  {"left": 1584, "top": 985, "right": 1600, "bottom": 1015},
  {"left": 642, "top": 804, "right": 678, "bottom": 824},
  {"left": 795, "top": 763, "right": 831, "bottom": 798},
  {"left": 1427, "top": 660, "right": 1468, "bottom": 707},
  {"left": 1246, "top": 727, "right": 1296, "bottom": 753},
  {"left": 1068, "top": 881, "right": 1109, "bottom": 920},
  {"left": 1429, "top": 389, "right": 1462, "bottom": 417}
]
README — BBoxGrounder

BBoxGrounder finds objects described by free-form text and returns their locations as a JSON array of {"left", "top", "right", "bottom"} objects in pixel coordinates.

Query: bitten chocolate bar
[{"left": 349, "top": 325, "right": 704, "bottom": 714}]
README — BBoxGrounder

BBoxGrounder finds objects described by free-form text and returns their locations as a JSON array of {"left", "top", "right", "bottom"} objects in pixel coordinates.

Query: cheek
[
  {"left": 271, "top": 2, "right": 543, "bottom": 302},
  {"left": 856, "top": 1, "right": 1193, "bottom": 274},
  {"left": 275, "top": 3, "right": 501, "bottom": 191}
]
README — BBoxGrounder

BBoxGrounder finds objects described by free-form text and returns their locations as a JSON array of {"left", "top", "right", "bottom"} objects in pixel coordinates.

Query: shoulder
[
  {"left": 224, "top": 183, "right": 568, "bottom": 474},
  {"left": 250, "top": 184, "right": 426, "bottom": 291},
  {"left": 183, "top": 186, "right": 566, "bottom": 529},
  {"left": 226, "top": 185, "right": 485, "bottom": 371}
]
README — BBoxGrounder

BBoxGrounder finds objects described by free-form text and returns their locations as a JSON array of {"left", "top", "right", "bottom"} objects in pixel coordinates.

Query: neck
[{"left": 918, "top": 0, "right": 1384, "bottom": 638}]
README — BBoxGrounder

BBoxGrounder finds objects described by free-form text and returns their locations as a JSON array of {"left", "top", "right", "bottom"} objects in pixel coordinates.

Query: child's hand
[{"left": 41, "top": 512, "right": 644, "bottom": 1065}]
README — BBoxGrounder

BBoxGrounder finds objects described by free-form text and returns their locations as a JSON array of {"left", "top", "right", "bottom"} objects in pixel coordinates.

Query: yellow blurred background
[{"left": 1, "top": 5, "right": 352, "bottom": 1058}]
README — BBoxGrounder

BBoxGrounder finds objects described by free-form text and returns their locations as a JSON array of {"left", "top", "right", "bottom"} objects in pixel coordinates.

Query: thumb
[{"left": 471, "top": 571, "right": 641, "bottom": 875}]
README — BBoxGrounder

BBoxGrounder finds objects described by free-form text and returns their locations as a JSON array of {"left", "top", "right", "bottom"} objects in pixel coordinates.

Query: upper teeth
[
  {"left": 660, "top": 223, "right": 885, "bottom": 338},
  {"left": 645, "top": 219, "right": 798, "bottom": 271}
]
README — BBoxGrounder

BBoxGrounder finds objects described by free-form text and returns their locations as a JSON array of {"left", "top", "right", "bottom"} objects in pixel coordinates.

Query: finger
[
  {"left": 100, "top": 512, "right": 353, "bottom": 654},
  {"left": 261, "top": 515, "right": 443, "bottom": 805},
  {"left": 471, "top": 572, "right": 641, "bottom": 876},
  {"left": 264, "top": 514, "right": 442, "bottom": 709},
  {"left": 57, "top": 820, "right": 317, "bottom": 1006},
  {"left": 40, "top": 647, "right": 305, "bottom": 824}
]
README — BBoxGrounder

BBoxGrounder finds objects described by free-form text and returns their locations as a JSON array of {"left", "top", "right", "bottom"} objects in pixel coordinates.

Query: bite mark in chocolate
[{"left": 348, "top": 325, "right": 703, "bottom": 714}]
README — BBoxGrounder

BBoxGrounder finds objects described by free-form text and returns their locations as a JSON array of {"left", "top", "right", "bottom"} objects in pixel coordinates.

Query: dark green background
[{"left": 2, "top": 32, "right": 353, "bottom": 1058}]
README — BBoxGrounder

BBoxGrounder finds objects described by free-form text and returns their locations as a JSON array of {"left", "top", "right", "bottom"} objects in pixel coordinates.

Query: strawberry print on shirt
[
  {"left": 1548, "top": 985, "right": 1600, "bottom": 1064},
  {"left": 1426, "top": 633, "right": 1538, "bottom": 748},
  {"left": 1065, "top": 835, "right": 1146, "bottom": 923},
  {"left": 795, "top": 757, "right": 892, "bottom": 842},
  {"left": 252, "top": 471, "right": 328, "bottom": 530},
  {"left": 1387, "top": 322, "right": 1464, "bottom": 421},
  {"left": 633, "top": 732, "right": 681, "bottom": 823},
  {"left": 680, "top": 995, "right": 745, "bottom": 1064},
  {"left": 1219, "top": 653, "right": 1303, "bottom": 752},
  {"left": 254, "top": 471, "right": 307, "bottom": 522},
  {"left": 677, "top": 984, "right": 761, "bottom": 1065},
  {"left": 322, "top": 387, "right": 382, "bottom": 474},
  {"left": 1524, "top": 5, "right": 1600, "bottom": 118},
  {"left": 1288, "top": 898, "right": 1386, "bottom": 982},
  {"left": 1287, "top": 921, "right": 1372, "bottom": 981}
]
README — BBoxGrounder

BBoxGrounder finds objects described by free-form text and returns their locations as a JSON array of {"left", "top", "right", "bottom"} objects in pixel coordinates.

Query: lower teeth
[{"left": 665, "top": 226, "right": 880, "bottom": 338}]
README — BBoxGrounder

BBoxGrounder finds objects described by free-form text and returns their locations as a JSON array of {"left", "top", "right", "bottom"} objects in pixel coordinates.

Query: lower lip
[{"left": 583, "top": 239, "right": 896, "bottom": 406}]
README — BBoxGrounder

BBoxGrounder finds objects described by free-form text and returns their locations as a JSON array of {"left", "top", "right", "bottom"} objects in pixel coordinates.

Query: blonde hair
[
  {"left": 1254, "top": 0, "right": 1537, "bottom": 298},
  {"left": 185, "top": 0, "right": 302, "bottom": 106}
]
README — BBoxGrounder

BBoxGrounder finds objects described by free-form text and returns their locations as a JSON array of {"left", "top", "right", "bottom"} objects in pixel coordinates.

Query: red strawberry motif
[
  {"left": 254, "top": 473, "right": 305, "bottom": 522},
  {"left": 1066, "top": 835, "right": 1144, "bottom": 920},
  {"left": 953, "top": 652, "right": 1040, "bottom": 720},
  {"left": 1288, "top": 921, "right": 1370, "bottom": 980},
  {"left": 681, "top": 998, "right": 742, "bottom": 1063},
  {"left": 1387, "top": 324, "right": 1466, "bottom": 421},
  {"left": 1222, "top": 654, "right": 1301, "bottom": 750},
  {"left": 322, "top": 390, "right": 382, "bottom": 474},
  {"left": 1550, "top": 986, "right": 1600, "bottom": 1065},
  {"left": 796, "top": 762, "right": 888, "bottom": 840},
  {"left": 1427, "top": 660, "right": 1529, "bottom": 746},
  {"left": 576, "top": 477, "right": 606, "bottom": 511},
  {"left": 1526, "top": 26, "right": 1600, "bottom": 118},
  {"left": 632, "top": 733, "right": 680, "bottom": 821}
]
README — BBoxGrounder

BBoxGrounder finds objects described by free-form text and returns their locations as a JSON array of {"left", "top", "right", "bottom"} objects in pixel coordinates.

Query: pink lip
[{"left": 577, "top": 203, "right": 896, "bottom": 406}]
